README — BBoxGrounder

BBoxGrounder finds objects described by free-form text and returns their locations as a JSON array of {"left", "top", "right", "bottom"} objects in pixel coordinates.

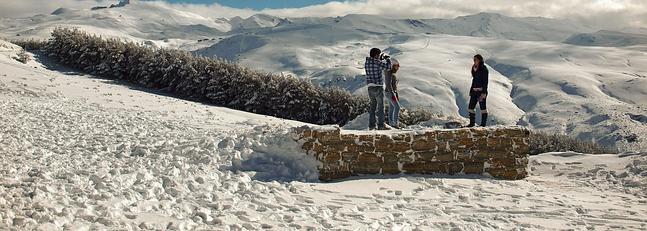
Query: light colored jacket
[{"left": 384, "top": 70, "right": 398, "bottom": 92}]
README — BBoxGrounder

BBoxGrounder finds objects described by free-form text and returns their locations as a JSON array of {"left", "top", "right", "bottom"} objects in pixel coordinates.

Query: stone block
[
  {"left": 437, "top": 131, "right": 454, "bottom": 140},
  {"left": 392, "top": 133, "right": 412, "bottom": 142},
  {"left": 447, "top": 162, "right": 464, "bottom": 175},
  {"left": 456, "top": 151, "right": 473, "bottom": 161},
  {"left": 352, "top": 162, "right": 382, "bottom": 174},
  {"left": 319, "top": 171, "right": 351, "bottom": 181},
  {"left": 382, "top": 162, "right": 401, "bottom": 175},
  {"left": 381, "top": 153, "right": 399, "bottom": 163},
  {"left": 427, "top": 162, "right": 447, "bottom": 173},
  {"left": 323, "top": 141, "right": 353, "bottom": 152},
  {"left": 487, "top": 168, "right": 527, "bottom": 180},
  {"left": 492, "top": 129, "right": 509, "bottom": 137},
  {"left": 301, "top": 141, "right": 314, "bottom": 151},
  {"left": 507, "top": 128, "right": 530, "bottom": 138},
  {"left": 314, "top": 129, "right": 341, "bottom": 142},
  {"left": 412, "top": 139, "right": 436, "bottom": 151},
  {"left": 402, "top": 162, "right": 428, "bottom": 174},
  {"left": 358, "top": 135, "right": 373, "bottom": 143},
  {"left": 323, "top": 152, "right": 341, "bottom": 163},
  {"left": 346, "top": 143, "right": 374, "bottom": 153},
  {"left": 341, "top": 152, "right": 359, "bottom": 162},
  {"left": 487, "top": 158, "right": 517, "bottom": 169},
  {"left": 312, "top": 143, "right": 324, "bottom": 153},
  {"left": 454, "top": 129, "right": 471, "bottom": 139},
  {"left": 391, "top": 142, "right": 411, "bottom": 152},
  {"left": 397, "top": 154, "right": 415, "bottom": 163},
  {"left": 456, "top": 137, "right": 473, "bottom": 148},
  {"left": 357, "top": 153, "right": 382, "bottom": 164},
  {"left": 470, "top": 129, "right": 489, "bottom": 138},
  {"left": 463, "top": 162, "right": 484, "bottom": 174}
]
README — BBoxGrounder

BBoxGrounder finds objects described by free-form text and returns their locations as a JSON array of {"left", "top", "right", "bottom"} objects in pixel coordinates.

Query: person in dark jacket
[
  {"left": 466, "top": 54, "right": 489, "bottom": 127},
  {"left": 364, "top": 48, "right": 392, "bottom": 130}
]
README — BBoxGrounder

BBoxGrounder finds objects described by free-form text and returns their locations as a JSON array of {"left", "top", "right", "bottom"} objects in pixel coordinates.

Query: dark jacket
[{"left": 470, "top": 63, "right": 489, "bottom": 96}]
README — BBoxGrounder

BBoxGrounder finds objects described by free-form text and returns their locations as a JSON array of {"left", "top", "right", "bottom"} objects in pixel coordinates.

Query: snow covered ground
[
  {"left": 2, "top": 40, "right": 647, "bottom": 230},
  {"left": 1, "top": 2, "right": 646, "bottom": 151}
]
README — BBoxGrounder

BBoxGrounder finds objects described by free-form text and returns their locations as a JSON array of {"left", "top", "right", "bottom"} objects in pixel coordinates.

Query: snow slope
[
  {"left": 564, "top": 30, "right": 647, "bottom": 47},
  {"left": 196, "top": 30, "right": 647, "bottom": 151},
  {"left": 0, "top": 1, "right": 229, "bottom": 48},
  {"left": 2, "top": 4, "right": 645, "bottom": 151},
  {"left": 2, "top": 40, "right": 647, "bottom": 230}
]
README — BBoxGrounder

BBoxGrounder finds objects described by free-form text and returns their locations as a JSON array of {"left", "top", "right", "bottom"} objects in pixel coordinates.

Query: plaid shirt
[{"left": 364, "top": 57, "right": 391, "bottom": 86}]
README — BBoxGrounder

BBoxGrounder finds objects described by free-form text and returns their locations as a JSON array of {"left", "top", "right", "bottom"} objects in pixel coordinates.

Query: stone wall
[{"left": 294, "top": 126, "right": 530, "bottom": 181}]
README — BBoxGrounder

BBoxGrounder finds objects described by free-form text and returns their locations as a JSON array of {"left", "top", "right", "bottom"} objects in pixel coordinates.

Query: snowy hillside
[
  {"left": 0, "top": 1, "right": 229, "bottom": 49},
  {"left": 565, "top": 30, "right": 647, "bottom": 47},
  {"left": 1, "top": 40, "right": 646, "bottom": 229},
  {"left": 195, "top": 32, "right": 647, "bottom": 152},
  {"left": 1, "top": 2, "right": 646, "bottom": 151}
]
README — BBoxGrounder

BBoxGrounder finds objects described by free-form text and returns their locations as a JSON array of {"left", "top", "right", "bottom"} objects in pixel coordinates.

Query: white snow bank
[
  {"left": 343, "top": 112, "right": 467, "bottom": 130},
  {"left": 231, "top": 126, "right": 320, "bottom": 182},
  {"left": 530, "top": 152, "right": 647, "bottom": 197}
]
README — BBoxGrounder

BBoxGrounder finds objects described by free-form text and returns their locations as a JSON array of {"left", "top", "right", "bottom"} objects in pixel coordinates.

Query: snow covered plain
[{"left": 2, "top": 38, "right": 647, "bottom": 230}]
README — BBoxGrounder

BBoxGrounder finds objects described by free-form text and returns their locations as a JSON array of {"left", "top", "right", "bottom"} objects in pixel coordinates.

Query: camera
[{"left": 380, "top": 53, "right": 390, "bottom": 60}]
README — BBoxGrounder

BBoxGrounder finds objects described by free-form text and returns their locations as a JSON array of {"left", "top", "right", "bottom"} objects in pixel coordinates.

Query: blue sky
[{"left": 162, "top": 0, "right": 336, "bottom": 10}]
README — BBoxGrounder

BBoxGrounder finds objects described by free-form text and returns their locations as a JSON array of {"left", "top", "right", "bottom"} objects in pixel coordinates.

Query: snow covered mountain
[
  {"left": 2, "top": 38, "right": 646, "bottom": 230},
  {"left": 1, "top": 1, "right": 646, "bottom": 151},
  {"left": 565, "top": 30, "right": 647, "bottom": 47},
  {"left": 192, "top": 23, "right": 647, "bottom": 151}
]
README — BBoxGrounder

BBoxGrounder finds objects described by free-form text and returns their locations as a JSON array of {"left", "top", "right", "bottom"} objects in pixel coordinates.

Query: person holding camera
[
  {"left": 466, "top": 54, "right": 489, "bottom": 127},
  {"left": 364, "top": 48, "right": 392, "bottom": 130},
  {"left": 384, "top": 58, "right": 401, "bottom": 129}
]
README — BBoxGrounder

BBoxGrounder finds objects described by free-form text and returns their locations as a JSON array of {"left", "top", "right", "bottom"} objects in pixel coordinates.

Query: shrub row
[
  {"left": 529, "top": 131, "right": 616, "bottom": 155},
  {"left": 23, "top": 28, "right": 368, "bottom": 125}
]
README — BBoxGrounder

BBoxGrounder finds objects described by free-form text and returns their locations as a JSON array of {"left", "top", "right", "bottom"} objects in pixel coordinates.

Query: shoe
[
  {"left": 377, "top": 124, "right": 391, "bottom": 130},
  {"left": 480, "top": 113, "right": 488, "bottom": 127},
  {"left": 368, "top": 127, "right": 376, "bottom": 130},
  {"left": 465, "top": 112, "right": 476, "bottom": 128}
]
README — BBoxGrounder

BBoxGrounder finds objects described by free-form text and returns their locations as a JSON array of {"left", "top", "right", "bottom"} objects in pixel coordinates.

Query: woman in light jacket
[{"left": 384, "top": 59, "right": 401, "bottom": 129}]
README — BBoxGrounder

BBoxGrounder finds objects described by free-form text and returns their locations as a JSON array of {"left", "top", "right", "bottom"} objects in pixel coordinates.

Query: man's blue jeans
[{"left": 368, "top": 86, "right": 385, "bottom": 129}]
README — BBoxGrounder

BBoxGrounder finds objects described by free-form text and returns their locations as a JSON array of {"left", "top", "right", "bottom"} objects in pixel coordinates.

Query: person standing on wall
[
  {"left": 364, "top": 48, "right": 392, "bottom": 130},
  {"left": 466, "top": 54, "right": 489, "bottom": 127},
  {"left": 384, "top": 58, "right": 401, "bottom": 129}
]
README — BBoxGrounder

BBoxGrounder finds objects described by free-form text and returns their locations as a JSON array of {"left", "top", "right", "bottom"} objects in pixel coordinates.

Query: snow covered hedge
[
  {"left": 31, "top": 28, "right": 368, "bottom": 125},
  {"left": 529, "top": 131, "right": 616, "bottom": 155}
]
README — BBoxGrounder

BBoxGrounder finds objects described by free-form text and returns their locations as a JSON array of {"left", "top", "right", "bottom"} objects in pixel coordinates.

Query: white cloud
[
  {"left": 0, "top": 0, "right": 113, "bottom": 18},
  {"left": 259, "top": 0, "right": 647, "bottom": 30},
  {"left": 1, "top": 0, "right": 645, "bottom": 29}
]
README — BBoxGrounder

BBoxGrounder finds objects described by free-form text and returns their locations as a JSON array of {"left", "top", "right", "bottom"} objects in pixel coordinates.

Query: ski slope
[{"left": 1, "top": 39, "right": 647, "bottom": 230}]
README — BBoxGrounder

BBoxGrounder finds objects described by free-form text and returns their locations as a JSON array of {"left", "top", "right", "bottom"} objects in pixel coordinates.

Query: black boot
[
  {"left": 466, "top": 113, "right": 476, "bottom": 127},
  {"left": 480, "top": 113, "right": 488, "bottom": 127}
]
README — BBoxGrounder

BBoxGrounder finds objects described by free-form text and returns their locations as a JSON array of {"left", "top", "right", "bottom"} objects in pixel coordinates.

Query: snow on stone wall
[{"left": 294, "top": 126, "right": 530, "bottom": 181}]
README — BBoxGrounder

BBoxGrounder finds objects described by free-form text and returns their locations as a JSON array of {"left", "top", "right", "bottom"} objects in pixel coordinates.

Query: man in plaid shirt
[{"left": 364, "top": 48, "right": 392, "bottom": 130}]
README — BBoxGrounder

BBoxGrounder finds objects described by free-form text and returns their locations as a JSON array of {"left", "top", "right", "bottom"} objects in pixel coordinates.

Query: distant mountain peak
[{"left": 91, "top": 0, "right": 131, "bottom": 10}]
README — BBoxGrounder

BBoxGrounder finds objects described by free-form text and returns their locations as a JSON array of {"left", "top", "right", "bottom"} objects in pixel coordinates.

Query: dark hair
[
  {"left": 370, "top": 48, "right": 381, "bottom": 58},
  {"left": 474, "top": 54, "right": 484, "bottom": 63}
]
